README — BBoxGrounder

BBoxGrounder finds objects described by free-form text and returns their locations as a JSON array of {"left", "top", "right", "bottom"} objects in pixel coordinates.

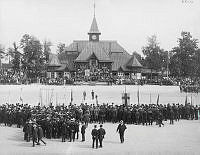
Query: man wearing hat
[
  {"left": 61, "top": 121, "right": 67, "bottom": 142},
  {"left": 69, "top": 118, "right": 76, "bottom": 142},
  {"left": 98, "top": 124, "right": 106, "bottom": 148},
  {"left": 23, "top": 121, "right": 29, "bottom": 141},
  {"left": 38, "top": 125, "right": 46, "bottom": 145},
  {"left": 81, "top": 122, "right": 87, "bottom": 142},
  {"left": 32, "top": 123, "right": 39, "bottom": 147},
  {"left": 91, "top": 125, "right": 98, "bottom": 148},
  {"left": 23, "top": 120, "right": 32, "bottom": 142},
  {"left": 116, "top": 120, "right": 127, "bottom": 143}
]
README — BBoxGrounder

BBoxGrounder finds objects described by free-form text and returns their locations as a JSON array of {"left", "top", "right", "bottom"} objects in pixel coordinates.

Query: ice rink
[
  {"left": 0, "top": 120, "right": 200, "bottom": 155},
  {"left": 0, "top": 84, "right": 199, "bottom": 106},
  {"left": 0, "top": 85, "right": 200, "bottom": 155}
]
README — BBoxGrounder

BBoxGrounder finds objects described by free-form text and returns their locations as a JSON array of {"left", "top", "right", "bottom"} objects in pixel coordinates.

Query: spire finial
[{"left": 94, "top": 0, "right": 96, "bottom": 17}]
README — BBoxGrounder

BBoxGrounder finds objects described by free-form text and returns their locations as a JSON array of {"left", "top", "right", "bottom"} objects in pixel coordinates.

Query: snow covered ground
[
  {"left": 0, "top": 84, "right": 199, "bottom": 106},
  {"left": 0, "top": 120, "right": 200, "bottom": 155}
]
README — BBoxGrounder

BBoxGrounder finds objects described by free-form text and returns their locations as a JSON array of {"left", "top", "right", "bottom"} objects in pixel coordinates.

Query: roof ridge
[{"left": 73, "top": 40, "right": 118, "bottom": 42}]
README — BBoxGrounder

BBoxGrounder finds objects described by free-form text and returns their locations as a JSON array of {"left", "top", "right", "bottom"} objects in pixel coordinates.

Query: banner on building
[
  {"left": 131, "top": 73, "right": 141, "bottom": 79},
  {"left": 85, "top": 69, "right": 90, "bottom": 76}
]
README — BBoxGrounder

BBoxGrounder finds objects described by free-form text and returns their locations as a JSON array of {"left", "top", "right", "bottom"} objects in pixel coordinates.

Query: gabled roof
[
  {"left": 63, "top": 40, "right": 132, "bottom": 70},
  {"left": 58, "top": 52, "right": 78, "bottom": 71},
  {"left": 75, "top": 42, "right": 111, "bottom": 62},
  {"left": 110, "top": 52, "right": 131, "bottom": 71},
  {"left": 126, "top": 55, "right": 142, "bottom": 68},
  {"left": 88, "top": 16, "right": 101, "bottom": 34},
  {"left": 48, "top": 53, "right": 61, "bottom": 66}
]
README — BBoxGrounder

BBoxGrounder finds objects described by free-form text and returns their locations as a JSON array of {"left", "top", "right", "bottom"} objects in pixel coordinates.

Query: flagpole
[
  {"left": 20, "top": 86, "right": 23, "bottom": 104},
  {"left": 185, "top": 94, "right": 188, "bottom": 106},
  {"left": 137, "top": 86, "right": 140, "bottom": 105},
  {"left": 8, "top": 89, "right": 10, "bottom": 104},
  {"left": 50, "top": 88, "right": 54, "bottom": 106},
  {"left": 156, "top": 94, "right": 160, "bottom": 105},
  {"left": 150, "top": 93, "right": 151, "bottom": 104},
  {"left": 40, "top": 88, "right": 43, "bottom": 107},
  {"left": 71, "top": 89, "right": 73, "bottom": 104}
]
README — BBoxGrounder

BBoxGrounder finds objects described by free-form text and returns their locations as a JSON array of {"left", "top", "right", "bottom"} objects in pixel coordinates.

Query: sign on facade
[
  {"left": 85, "top": 69, "right": 90, "bottom": 76},
  {"left": 131, "top": 73, "right": 141, "bottom": 79}
]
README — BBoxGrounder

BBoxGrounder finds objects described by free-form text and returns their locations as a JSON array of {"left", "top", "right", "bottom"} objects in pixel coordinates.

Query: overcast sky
[{"left": 0, "top": 0, "right": 200, "bottom": 55}]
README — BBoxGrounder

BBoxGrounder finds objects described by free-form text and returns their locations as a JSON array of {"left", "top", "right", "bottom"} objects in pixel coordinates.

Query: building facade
[{"left": 47, "top": 15, "right": 143, "bottom": 82}]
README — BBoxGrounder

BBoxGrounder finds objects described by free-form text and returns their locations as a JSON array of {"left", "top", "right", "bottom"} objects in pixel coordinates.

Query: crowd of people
[
  {"left": 0, "top": 100, "right": 199, "bottom": 147},
  {"left": 179, "top": 77, "right": 200, "bottom": 93}
]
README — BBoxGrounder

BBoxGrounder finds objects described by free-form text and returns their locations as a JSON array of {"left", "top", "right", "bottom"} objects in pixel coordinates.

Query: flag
[
  {"left": 156, "top": 94, "right": 160, "bottom": 105},
  {"left": 70, "top": 89, "right": 73, "bottom": 103},
  {"left": 20, "top": 96, "right": 23, "bottom": 103},
  {"left": 150, "top": 93, "right": 152, "bottom": 104}
]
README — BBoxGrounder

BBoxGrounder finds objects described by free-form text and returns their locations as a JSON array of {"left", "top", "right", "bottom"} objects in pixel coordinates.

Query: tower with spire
[
  {"left": 88, "top": 2, "right": 101, "bottom": 42},
  {"left": 48, "top": 1, "right": 144, "bottom": 82}
]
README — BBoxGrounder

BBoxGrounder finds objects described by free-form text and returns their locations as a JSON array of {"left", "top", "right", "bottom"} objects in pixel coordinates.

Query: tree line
[
  {"left": 0, "top": 34, "right": 66, "bottom": 79},
  {"left": 137, "top": 31, "right": 199, "bottom": 79},
  {"left": 0, "top": 31, "right": 199, "bottom": 79}
]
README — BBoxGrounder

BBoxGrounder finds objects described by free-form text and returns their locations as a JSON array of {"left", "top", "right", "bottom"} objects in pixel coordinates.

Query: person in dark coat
[
  {"left": 157, "top": 112, "right": 164, "bottom": 127},
  {"left": 37, "top": 125, "right": 46, "bottom": 145},
  {"left": 91, "top": 125, "right": 98, "bottom": 148},
  {"left": 61, "top": 121, "right": 67, "bottom": 142},
  {"left": 83, "top": 91, "right": 86, "bottom": 101},
  {"left": 81, "top": 122, "right": 87, "bottom": 142},
  {"left": 116, "top": 120, "right": 127, "bottom": 143},
  {"left": 75, "top": 121, "right": 79, "bottom": 139},
  {"left": 23, "top": 121, "right": 29, "bottom": 141},
  {"left": 23, "top": 120, "right": 32, "bottom": 142},
  {"left": 169, "top": 109, "right": 174, "bottom": 125},
  {"left": 91, "top": 90, "right": 94, "bottom": 100},
  {"left": 69, "top": 119, "right": 76, "bottom": 142},
  {"left": 194, "top": 105, "right": 199, "bottom": 120},
  {"left": 32, "top": 124, "right": 39, "bottom": 147},
  {"left": 98, "top": 124, "right": 106, "bottom": 148}
]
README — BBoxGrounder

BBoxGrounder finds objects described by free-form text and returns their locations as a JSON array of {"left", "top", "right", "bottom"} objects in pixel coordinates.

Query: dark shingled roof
[
  {"left": 110, "top": 52, "right": 131, "bottom": 71},
  {"left": 64, "top": 40, "right": 128, "bottom": 53},
  {"left": 126, "top": 55, "right": 142, "bottom": 68},
  {"left": 75, "top": 42, "right": 111, "bottom": 62}
]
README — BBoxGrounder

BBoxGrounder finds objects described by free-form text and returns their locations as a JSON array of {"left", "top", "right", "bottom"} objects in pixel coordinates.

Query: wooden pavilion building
[{"left": 47, "top": 14, "right": 143, "bottom": 81}]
